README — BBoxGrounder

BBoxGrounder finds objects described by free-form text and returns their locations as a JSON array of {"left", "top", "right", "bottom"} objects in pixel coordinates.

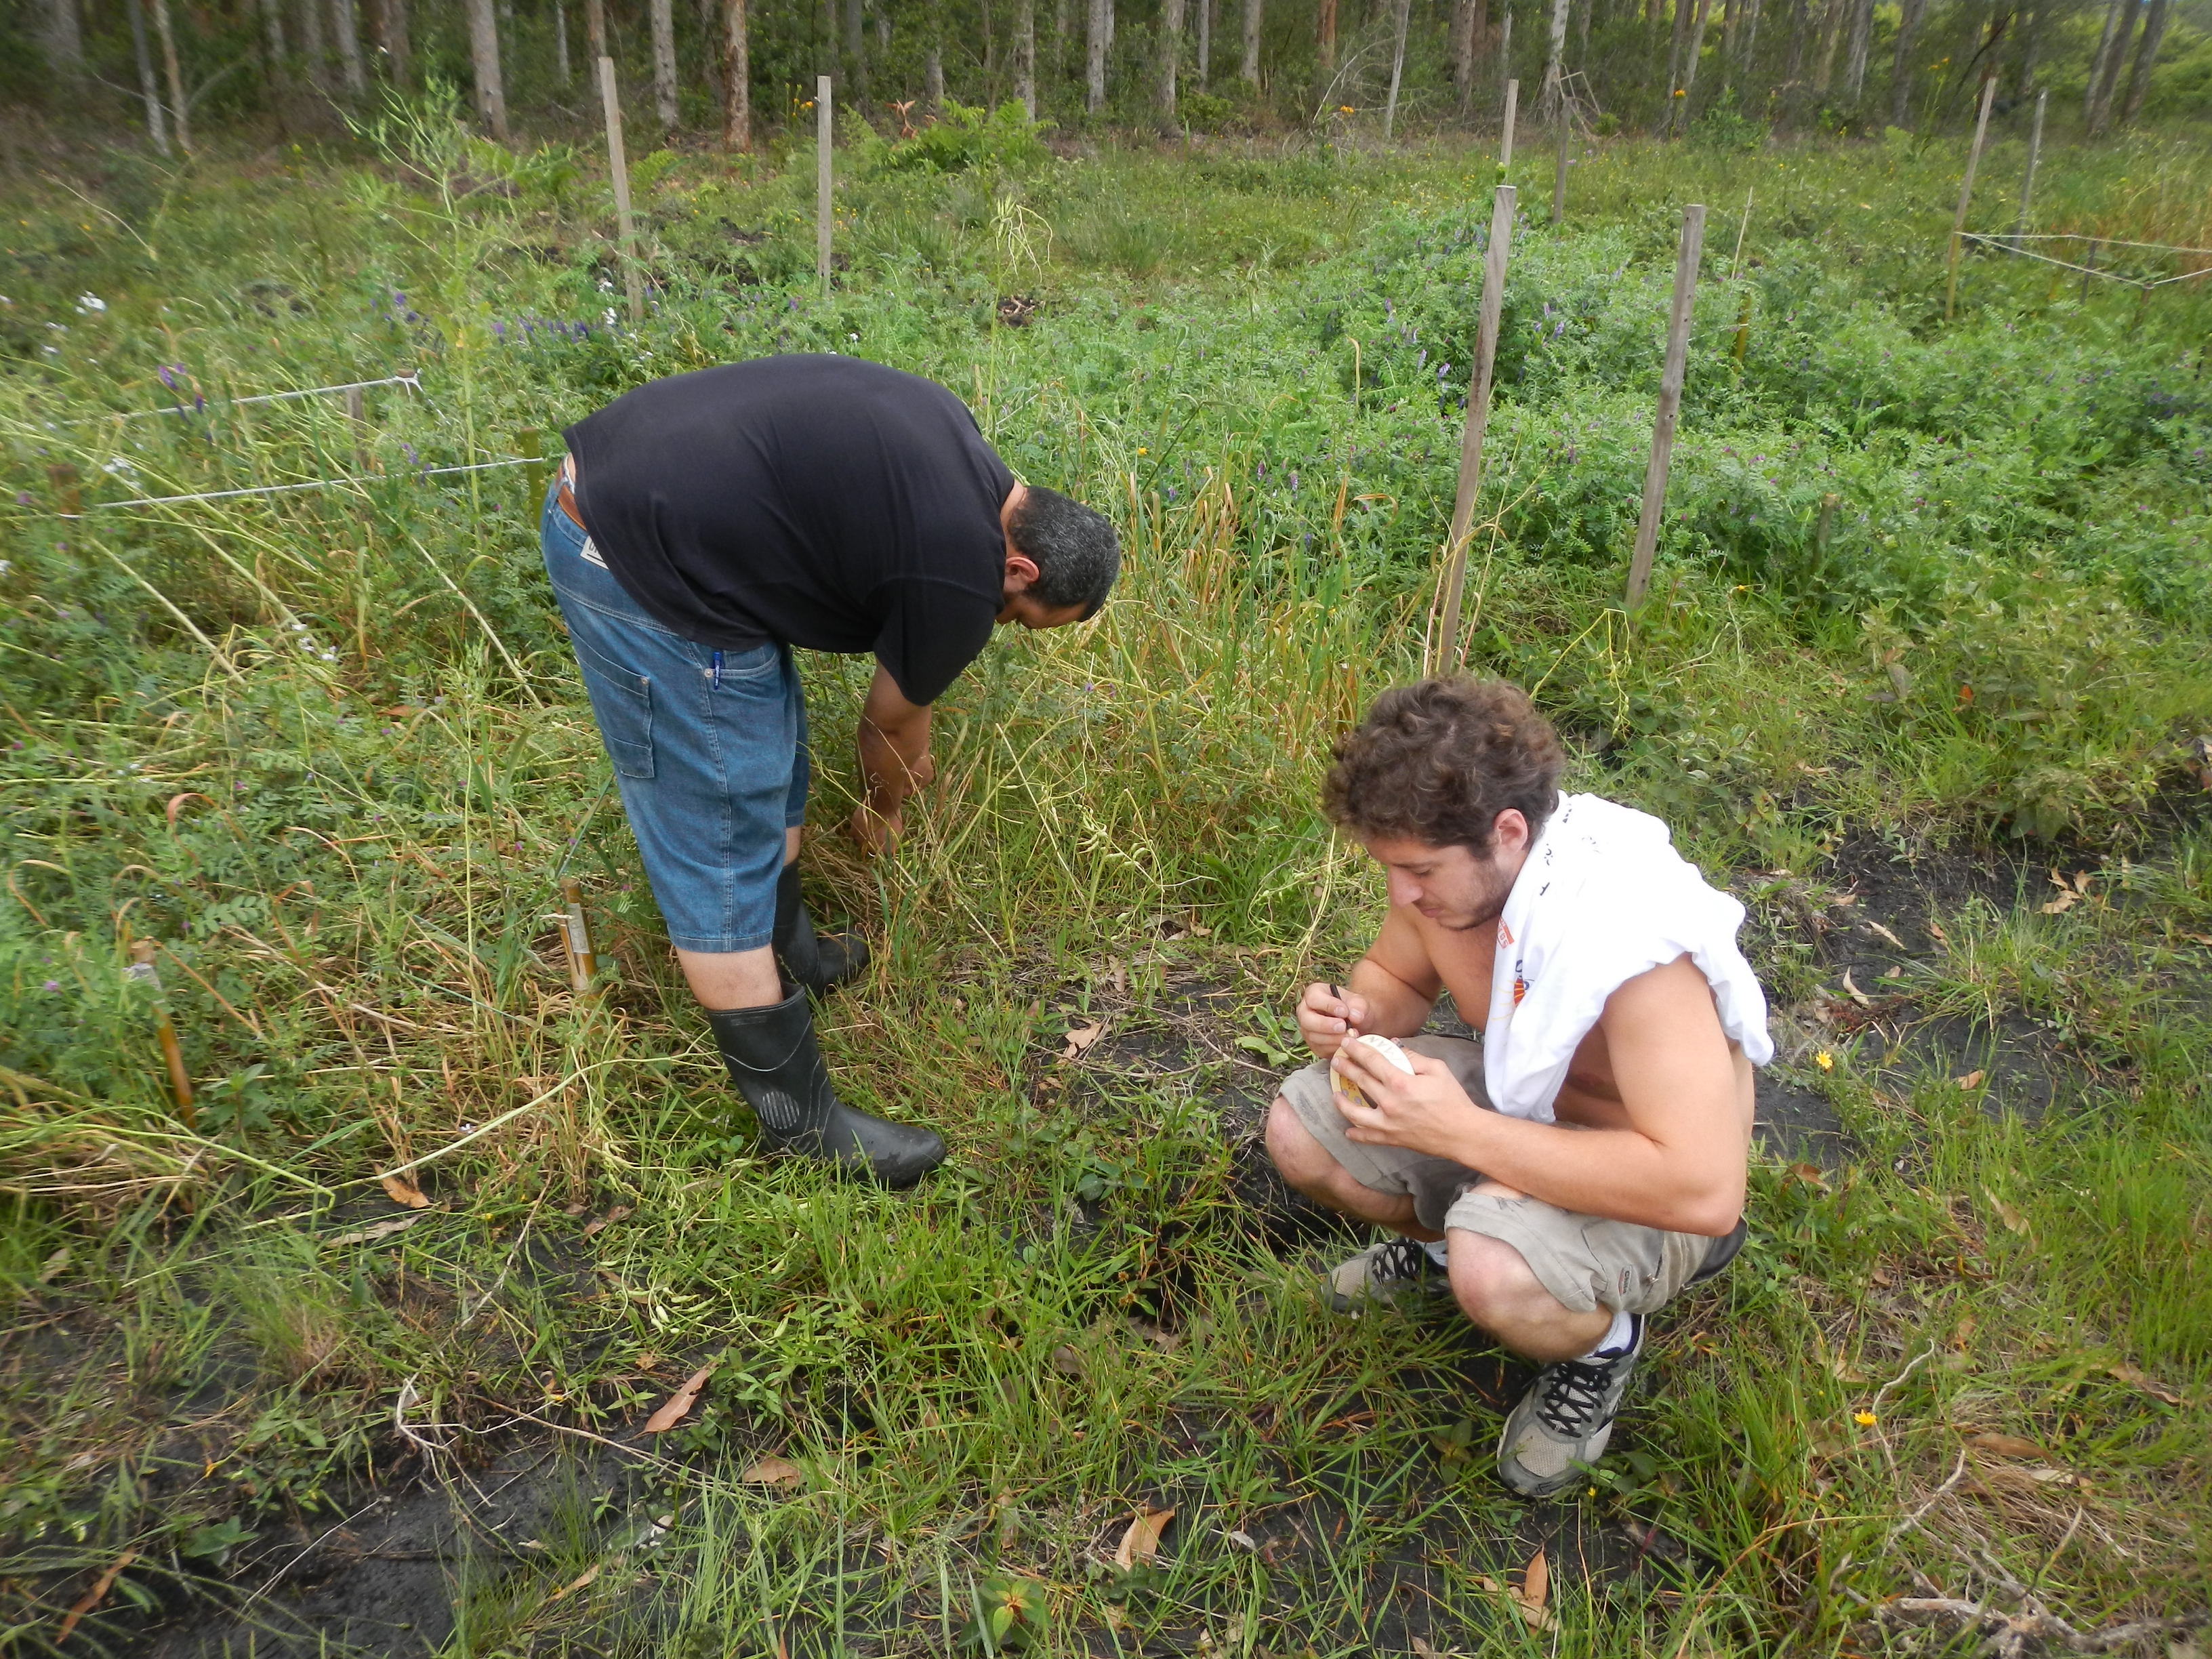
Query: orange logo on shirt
[{"left": 1498, "top": 921, "right": 1514, "bottom": 948}]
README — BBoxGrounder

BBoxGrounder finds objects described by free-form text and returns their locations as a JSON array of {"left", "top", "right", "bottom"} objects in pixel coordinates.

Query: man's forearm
[
  {"left": 1448, "top": 1111, "right": 1744, "bottom": 1236},
  {"left": 858, "top": 712, "right": 931, "bottom": 807}
]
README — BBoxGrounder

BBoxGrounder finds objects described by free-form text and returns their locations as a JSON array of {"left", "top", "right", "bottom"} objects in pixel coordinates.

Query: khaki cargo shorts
[{"left": 1277, "top": 1035, "right": 1719, "bottom": 1316}]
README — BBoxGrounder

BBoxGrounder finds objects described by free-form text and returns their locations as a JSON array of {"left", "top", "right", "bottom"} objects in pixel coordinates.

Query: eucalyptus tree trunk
[
  {"left": 45, "top": 0, "right": 83, "bottom": 73},
  {"left": 258, "top": 0, "right": 287, "bottom": 83},
  {"left": 465, "top": 0, "right": 510, "bottom": 138},
  {"left": 557, "top": 0, "right": 574, "bottom": 85},
  {"left": 1839, "top": 0, "right": 1872, "bottom": 102},
  {"left": 1315, "top": 0, "right": 1336, "bottom": 75},
  {"left": 2116, "top": 0, "right": 2169, "bottom": 124},
  {"left": 1382, "top": 0, "right": 1410, "bottom": 134},
  {"left": 1087, "top": 0, "right": 1108, "bottom": 107},
  {"left": 2013, "top": 0, "right": 2043, "bottom": 98},
  {"left": 298, "top": 0, "right": 329, "bottom": 91},
  {"left": 1538, "top": 0, "right": 1568, "bottom": 115},
  {"left": 331, "top": 0, "right": 368, "bottom": 94},
  {"left": 1155, "top": 0, "right": 1183, "bottom": 122},
  {"left": 843, "top": 0, "right": 867, "bottom": 101},
  {"left": 150, "top": 0, "right": 191, "bottom": 151},
  {"left": 1782, "top": 0, "right": 1809, "bottom": 92},
  {"left": 1665, "top": 0, "right": 1691, "bottom": 98},
  {"left": 1812, "top": 0, "right": 1843, "bottom": 93},
  {"left": 1197, "top": 0, "right": 1209, "bottom": 83},
  {"left": 377, "top": 0, "right": 411, "bottom": 83},
  {"left": 125, "top": 0, "right": 173, "bottom": 155},
  {"left": 651, "top": 0, "right": 679, "bottom": 124},
  {"left": 1886, "top": 0, "right": 1923, "bottom": 125},
  {"left": 2079, "top": 0, "right": 2122, "bottom": 122},
  {"left": 2085, "top": 0, "right": 2135, "bottom": 131},
  {"left": 1242, "top": 0, "right": 1261, "bottom": 83},
  {"left": 721, "top": 0, "right": 750, "bottom": 146},
  {"left": 1453, "top": 0, "right": 1481, "bottom": 113},
  {"left": 1671, "top": 0, "right": 1711, "bottom": 130},
  {"left": 1017, "top": 0, "right": 1037, "bottom": 113},
  {"left": 585, "top": 0, "right": 606, "bottom": 57}
]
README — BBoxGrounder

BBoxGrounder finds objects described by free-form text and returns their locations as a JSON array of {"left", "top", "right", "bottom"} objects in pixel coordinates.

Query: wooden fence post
[
  {"left": 1499, "top": 77, "right": 1519, "bottom": 169},
  {"left": 817, "top": 74, "right": 834, "bottom": 293},
  {"left": 344, "top": 383, "right": 371, "bottom": 473},
  {"left": 1945, "top": 75, "right": 1999, "bottom": 321},
  {"left": 598, "top": 56, "right": 647, "bottom": 326},
  {"left": 558, "top": 877, "right": 599, "bottom": 996},
  {"left": 1624, "top": 202, "right": 1706, "bottom": 611},
  {"left": 518, "top": 426, "right": 549, "bottom": 506},
  {"left": 2011, "top": 87, "right": 2047, "bottom": 249},
  {"left": 1433, "top": 184, "right": 1518, "bottom": 672},
  {"left": 1551, "top": 117, "right": 1569, "bottom": 223}
]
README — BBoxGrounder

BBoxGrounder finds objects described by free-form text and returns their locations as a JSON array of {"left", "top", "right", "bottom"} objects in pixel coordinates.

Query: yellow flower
[
  {"left": 1674, "top": 88, "right": 1686, "bottom": 96},
  {"left": 1815, "top": 1050, "right": 1834, "bottom": 1071},
  {"left": 1853, "top": 1410, "right": 1877, "bottom": 1426},
  {"left": 1136, "top": 447, "right": 1148, "bottom": 454}
]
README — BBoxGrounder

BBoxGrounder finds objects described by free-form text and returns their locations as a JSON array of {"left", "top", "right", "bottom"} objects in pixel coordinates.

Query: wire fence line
[
  {"left": 62, "top": 456, "right": 536, "bottom": 516},
  {"left": 67, "top": 371, "right": 428, "bottom": 424},
  {"left": 1959, "top": 232, "right": 2212, "bottom": 291}
]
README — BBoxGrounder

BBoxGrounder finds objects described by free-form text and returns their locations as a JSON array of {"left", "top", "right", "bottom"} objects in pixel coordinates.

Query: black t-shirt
[{"left": 562, "top": 355, "right": 1015, "bottom": 706}]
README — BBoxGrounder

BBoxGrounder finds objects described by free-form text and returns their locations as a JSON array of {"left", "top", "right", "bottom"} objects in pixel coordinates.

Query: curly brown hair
[{"left": 1322, "top": 678, "right": 1565, "bottom": 855}]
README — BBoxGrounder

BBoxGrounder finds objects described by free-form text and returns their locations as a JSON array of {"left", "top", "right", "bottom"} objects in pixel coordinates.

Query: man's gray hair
[{"left": 1009, "top": 487, "right": 1120, "bottom": 619}]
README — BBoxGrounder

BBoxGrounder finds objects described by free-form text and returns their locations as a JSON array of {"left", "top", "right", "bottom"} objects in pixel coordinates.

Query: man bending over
[{"left": 1265, "top": 678, "right": 1772, "bottom": 1497}]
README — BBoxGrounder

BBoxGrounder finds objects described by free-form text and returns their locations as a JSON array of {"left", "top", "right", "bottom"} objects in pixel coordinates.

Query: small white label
[{"left": 579, "top": 536, "right": 607, "bottom": 569}]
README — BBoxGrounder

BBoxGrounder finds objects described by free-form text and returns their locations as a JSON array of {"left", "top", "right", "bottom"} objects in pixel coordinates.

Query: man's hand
[
  {"left": 1296, "top": 981, "right": 1374, "bottom": 1059},
  {"left": 847, "top": 798, "right": 903, "bottom": 857},
  {"left": 1330, "top": 1040, "right": 1487, "bottom": 1161}
]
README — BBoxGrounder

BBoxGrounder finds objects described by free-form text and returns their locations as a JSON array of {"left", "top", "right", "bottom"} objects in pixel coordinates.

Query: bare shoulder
[
  {"left": 1367, "top": 905, "right": 1443, "bottom": 998},
  {"left": 1599, "top": 954, "right": 1727, "bottom": 1045}
]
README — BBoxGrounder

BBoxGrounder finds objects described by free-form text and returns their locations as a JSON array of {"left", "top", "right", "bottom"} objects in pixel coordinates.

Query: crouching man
[{"left": 1265, "top": 678, "right": 1773, "bottom": 1497}]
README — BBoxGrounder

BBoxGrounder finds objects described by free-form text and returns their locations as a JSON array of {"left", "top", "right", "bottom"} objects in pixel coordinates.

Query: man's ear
[
  {"left": 1492, "top": 808, "right": 1531, "bottom": 856},
  {"left": 1003, "top": 552, "right": 1042, "bottom": 593}
]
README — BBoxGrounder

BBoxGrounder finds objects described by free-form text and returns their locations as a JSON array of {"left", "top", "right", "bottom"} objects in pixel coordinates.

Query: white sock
[
  {"left": 1421, "top": 1237, "right": 1450, "bottom": 1268},
  {"left": 1582, "top": 1307, "right": 1637, "bottom": 1359}
]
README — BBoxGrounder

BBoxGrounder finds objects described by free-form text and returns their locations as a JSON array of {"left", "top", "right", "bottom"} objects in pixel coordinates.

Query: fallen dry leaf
[
  {"left": 1927, "top": 919, "right": 1949, "bottom": 943},
  {"left": 327, "top": 1212, "right": 425, "bottom": 1248},
  {"left": 1410, "top": 1639, "right": 1449, "bottom": 1659},
  {"left": 56, "top": 1550, "right": 137, "bottom": 1641},
  {"left": 1983, "top": 1188, "right": 2030, "bottom": 1235},
  {"left": 1841, "top": 967, "right": 1873, "bottom": 1006},
  {"left": 642, "top": 1362, "right": 714, "bottom": 1434},
  {"left": 1866, "top": 920, "right": 1908, "bottom": 949},
  {"left": 1515, "top": 1546, "right": 1553, "bottom": 1629},
  {"left": 740, "top": 1455, "right": 803, "bottom": 1487},
  {"left": 380, "top": 1173, "right": 431, "bottom": 1208},
  {"left": 1113, "top": 1504, "right": 1174, "bottom": 1570},
  {"left": 1968, "top": 1432, "right": 2056, "bottom": 1462},
  {"left": 2039, "top": 890, "right": 2078, "bottom": 915},
  {"left": 1049, "top": 1344, "right": 1084, "bottom": 1377},
  {"left": 2108, "top": 1364, "right": 2184, "bottom": 1406},
  {"left": 1786, "top": 1162, "right": 1832, "bottom": 1193},
  {"left": 1061, "top": 1019, "right": 1106, "bottom": 1062},
  {"left": 1954, "top": 1069, "right": 1986, "bottom": 1090},
  {"left": 545, "top": 1561, "right": 601, "bottom": 1603},
  {"left": 37, "top": 1246, "right": 71, "bottom": 1284},
  {"left": 582, "top": 1204, "right": 634, "bottom": 1237}
]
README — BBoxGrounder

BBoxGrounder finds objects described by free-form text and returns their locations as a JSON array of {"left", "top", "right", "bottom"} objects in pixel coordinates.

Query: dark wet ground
[{"left": 49, "top": 810, "right": 2207, "bottom": 1655}]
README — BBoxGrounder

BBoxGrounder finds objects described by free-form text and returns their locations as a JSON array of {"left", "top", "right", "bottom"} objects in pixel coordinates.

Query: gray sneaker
[
  {"left": 1326, "top": 1236, "right": 1449, "bottom": 1313},
  {"left": 1494, "top": 1313, "right": 1644, "bottom": 1498}
]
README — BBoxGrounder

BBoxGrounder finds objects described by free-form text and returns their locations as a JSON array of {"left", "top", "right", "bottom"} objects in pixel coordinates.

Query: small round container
[{"left": 1334, "top": 1032, "right": 1414, "bottom": 1110}]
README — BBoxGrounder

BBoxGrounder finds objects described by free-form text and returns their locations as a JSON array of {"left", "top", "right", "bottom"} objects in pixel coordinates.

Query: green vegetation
[{"left": 1, "top": 107, "right": 2207, "bottom": 1654}]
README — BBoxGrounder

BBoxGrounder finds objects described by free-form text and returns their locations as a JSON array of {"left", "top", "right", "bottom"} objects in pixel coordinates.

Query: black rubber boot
[
  {"left": 705, "top": 986, "right": 945, "bottom": 1187},
  {"left": 773, "top": 864, "right": 869, "bottom": 995}
]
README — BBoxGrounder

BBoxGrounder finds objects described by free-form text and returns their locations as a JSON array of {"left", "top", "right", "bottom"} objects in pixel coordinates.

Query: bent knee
[
  {"left": 1265, "top": 1096, "right": 1336, "bottom": 1185},
  {"left": 1445, "top": 1229, "right": 1545, "bottom": 1325}
]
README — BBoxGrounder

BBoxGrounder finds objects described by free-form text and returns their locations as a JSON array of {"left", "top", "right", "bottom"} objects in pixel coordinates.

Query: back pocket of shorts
[{"left": 573, "top": 638, "right": 655, "bottom": 779}]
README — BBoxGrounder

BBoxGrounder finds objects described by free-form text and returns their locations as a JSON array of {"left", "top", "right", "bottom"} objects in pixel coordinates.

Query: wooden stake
[
  {"left": 519, "top": 426, "right": 549, "bottom": 506},
  {"left": 344, "top": 383, "right": 371, "bottom": 473},
  {"left": 1499, "top": 77, "right": 1519, "bottom": 169},
  {"left": 598, "top": 56, "right": 647, "bottom": 327},
  {"left": 1625, "top": 202, "right": 1706, "bottom": 612},
  {"left": 1551, "top": 117, "right": 1568, "bottom": 223},
  {"left": 558, "top": 877, "right": 599, "bottom": 996},
  {"left": 2011, "top": 86, "right": 2046, "bottom": 249},
  {"left": 1944, "top": 75, "right": 1999, "bottom": 322},
  {"left": 127, "top": 939, "right": 195, "bottom": 1128},
  {"left": 817, "top": 74, "right": 834, "bottom": 293},
  {"left": 1435, "top": 184, "right": 1518, "bottom": 673},
  {"left": 1810, "top": 489, "right": 1839, "bottom": 582}
]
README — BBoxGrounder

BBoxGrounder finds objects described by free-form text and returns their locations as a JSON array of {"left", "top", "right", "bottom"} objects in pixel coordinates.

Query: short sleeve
[{"left": 873, "top": 577, "right": 998, "bottom": 706}]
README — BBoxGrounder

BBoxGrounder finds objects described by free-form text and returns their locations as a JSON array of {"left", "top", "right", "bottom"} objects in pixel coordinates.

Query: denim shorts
[{"left": 540, "top": 473, "right": 809, "bottom": 954}]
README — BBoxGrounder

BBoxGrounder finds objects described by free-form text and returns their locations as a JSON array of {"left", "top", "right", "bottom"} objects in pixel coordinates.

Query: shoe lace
[
  {"left": 1535, "top": 1354, "right": 1622, "bottom": 1437},
  {"left": 1374, "top": 1237, "right": 1435, "bottom": 1283}
]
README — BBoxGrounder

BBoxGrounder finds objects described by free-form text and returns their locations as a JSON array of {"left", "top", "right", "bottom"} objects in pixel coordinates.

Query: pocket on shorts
[{"left": 573, "top": 635, "right": 655, "bottom": 779}]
